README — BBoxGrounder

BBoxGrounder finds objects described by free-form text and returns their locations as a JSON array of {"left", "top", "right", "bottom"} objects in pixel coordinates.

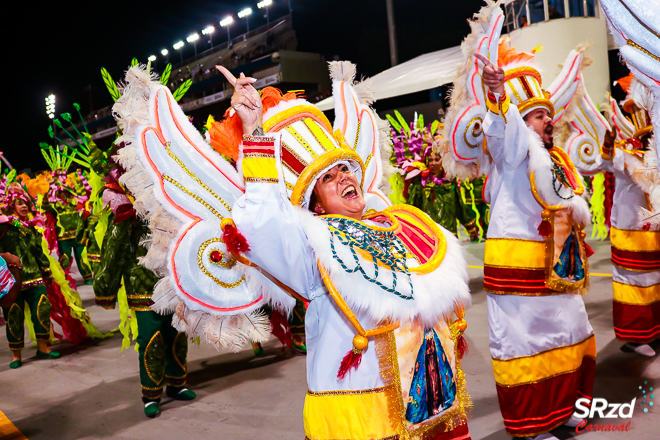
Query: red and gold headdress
[{"left": 498, "top": 38, "right": 553, "bottom": 118}]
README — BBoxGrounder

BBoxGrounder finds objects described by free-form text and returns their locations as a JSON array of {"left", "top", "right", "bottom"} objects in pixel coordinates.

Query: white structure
[
  {"left": 503, "top": 0, "right": 611, "bottom": 103},
  {"left": 317, "top": 1, "right": 611, "bottom": 111}
]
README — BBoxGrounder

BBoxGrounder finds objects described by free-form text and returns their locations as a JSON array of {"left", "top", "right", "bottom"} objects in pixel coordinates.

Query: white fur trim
[{"left": 295, "top": 208, "right": 471, "bottom": 327}]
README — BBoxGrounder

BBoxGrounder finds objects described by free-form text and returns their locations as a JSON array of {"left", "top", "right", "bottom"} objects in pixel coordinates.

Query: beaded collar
[{"left": 322, "top": 214, "right": 414, "bottom": 300}]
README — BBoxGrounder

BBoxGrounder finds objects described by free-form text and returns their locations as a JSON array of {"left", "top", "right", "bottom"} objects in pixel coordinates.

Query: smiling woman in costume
[
  {"left": 220, "top": 64, "right": 473, "bottom": 440},
  {"left": 112, "top": 60, "right": 472, "bottom": 439}
]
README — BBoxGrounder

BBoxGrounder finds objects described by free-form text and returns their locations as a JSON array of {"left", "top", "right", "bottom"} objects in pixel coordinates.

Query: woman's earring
[{"left": 314, "top": 205, "right": 325, "bottom": 215}]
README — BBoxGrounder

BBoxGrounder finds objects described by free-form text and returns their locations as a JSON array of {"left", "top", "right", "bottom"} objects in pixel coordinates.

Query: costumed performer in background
[
  {"left": 440, "top": 4, "right": 596, "bottom": 438},
  {"left": 45, "top": 169, "right": 93, "bottom": 283},
  {"left": 0, "top": 183, "right": 60, "bottom": 368},
  {"left": 94, "top": 154, "right": 196, "bottom": 419},
  {"left": 476, "top": 45, "right": 595, "bottom": 439},
  {"left": 389, "top": 113, "right": 480, "bottom": 241},
  {"left": 575, "top": 75, "right": 659, "bottom": 356}
]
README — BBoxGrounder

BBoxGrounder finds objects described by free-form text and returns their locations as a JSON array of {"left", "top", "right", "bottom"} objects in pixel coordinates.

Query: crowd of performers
[{"left": 1, "top": 1, "right": 658, "bottom": 439}]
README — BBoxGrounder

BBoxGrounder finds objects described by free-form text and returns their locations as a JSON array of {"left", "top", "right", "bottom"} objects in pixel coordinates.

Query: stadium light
[
  {"left": 238, "top": 8, "right": 253, "bottom": 32},
  {"left": 220, "top": 16, "right": 233, "bottom": 44},
  {"left": 173, "top": 40, "right": 185, "bottom": 63},
  {"left": 203, "top": 25, "right": 216, "bottom": 48},
  {"left": 148, "top": 55, "right": 157, "bottom": 61},
  {"left": 161, "top": 48, "right": 169, "bottom": 56},
  {"left": 258, "top": 0, "right": 273, "bottom": 25},
  {"left": 187, "top": 33, "right": 200, "bottom": 56},
  {"left": 46, "top": 94, "right": 56, "bottom": 119}
]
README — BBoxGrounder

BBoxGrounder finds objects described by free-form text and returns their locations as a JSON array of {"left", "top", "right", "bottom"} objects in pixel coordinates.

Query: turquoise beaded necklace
[{"left": 323, "top": 216, "right": 414, "bottom": 300}]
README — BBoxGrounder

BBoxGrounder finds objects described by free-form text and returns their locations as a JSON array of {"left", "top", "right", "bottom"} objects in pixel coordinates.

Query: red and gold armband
[
  {"left": 241, "top": 135, "right": 279, "bottom": 184},
  {"left": 486, "top": 91, "right": 510, "bottom": 122}
]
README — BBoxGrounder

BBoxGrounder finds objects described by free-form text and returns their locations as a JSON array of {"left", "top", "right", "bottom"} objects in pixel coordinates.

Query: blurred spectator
[{"left": 549, "top": 6, "right": 562, "bottom": 19}]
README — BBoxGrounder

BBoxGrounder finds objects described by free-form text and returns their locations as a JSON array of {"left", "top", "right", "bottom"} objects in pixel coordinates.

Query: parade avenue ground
[{"left": 2, "top": 234, "right": 658, "bottom": 440}]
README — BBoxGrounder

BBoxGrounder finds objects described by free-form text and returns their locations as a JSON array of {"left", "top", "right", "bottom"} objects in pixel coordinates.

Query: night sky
[{"left": 11, "top": 0, "right": 484, "bottom": 173}]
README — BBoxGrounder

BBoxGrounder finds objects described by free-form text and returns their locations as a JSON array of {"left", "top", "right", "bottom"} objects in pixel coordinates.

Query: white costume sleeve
[
  {"left": 483, "top": 94, "right": 530, "bottom": 171},
  {"left": 232, "top": 134, "right": 322, "bottom": 299}
]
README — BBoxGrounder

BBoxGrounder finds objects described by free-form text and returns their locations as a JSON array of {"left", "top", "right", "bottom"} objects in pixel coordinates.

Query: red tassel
[
  {"left": 270, "top": 309, "right": 293, "bottom": 352},
  {"left": 537, "top": 219, "right": 552, "bottom": 237},
  {"left": 337, "top": 348, "right": 363, "bottom": 380},
  {"left": 643, "top": 223, "right": 651, "bottom": 231},
  {"left": 456, "top": 335, "right": 469, "bottom": 360},
  {"left": 584, "top": 242, "right": 596, "bottom": 258},
  {"left": 222, "top": 223, "right": 251, "bottom": 255}
]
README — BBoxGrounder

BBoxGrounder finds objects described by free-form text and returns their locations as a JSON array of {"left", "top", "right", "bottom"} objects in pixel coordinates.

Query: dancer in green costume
[
  {"left": 91, "top": 58, "right": 197, "bottom": 418},
  {"left": 0, "top": 184, "right": 60, "bottom": 368},
  {"left": 45, "top": 170, "right": 93, "bottom": 283},
  {"left": 388, "top": 112, "right": 481, "bottom": 240}
]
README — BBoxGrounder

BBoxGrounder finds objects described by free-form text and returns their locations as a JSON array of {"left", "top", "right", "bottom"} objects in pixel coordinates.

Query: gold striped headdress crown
[
  {"left": 498, "top": 38, "right": 554, "bottom": 118},
  {"left": 262, "top": 102, "right": 364, "bottom": 208}
]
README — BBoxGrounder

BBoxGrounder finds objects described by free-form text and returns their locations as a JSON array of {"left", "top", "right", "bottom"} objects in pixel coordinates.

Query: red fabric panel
[
  {"left": 611, "top": 247, "right": 660, "bottom": 271},
  {"left": 613, "top": 301, "right": 660, "bottom": 343},
  {"left": 243, "top": 147, "right": 275, "bottom": 155},
  {"left": 427, "top": 422, "right": 471, "bottom": 440},
  {"left": 281, "top": 145, "right": 306, "bottom": 175},
  {"left": 484, "top": 266, "right": 553, "bottom": 294},
  {"left": 397, "top": 218, "right": 435, "bottom": 262},
  {"left": 496, "top": 357, "right": 596, "bottom": 437}
]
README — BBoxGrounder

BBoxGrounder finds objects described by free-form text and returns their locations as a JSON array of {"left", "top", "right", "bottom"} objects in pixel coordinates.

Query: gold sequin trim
[
  {"left": 7, "top": 304, "right": 22, "bottom": 340},
  {"left": 243, "top": 153, "right": 275, "bottom": 159},
  {"left": 302, "top": 119, "right": 332, "bottom": 152},
  {"left": 282, "top": 141, "right": 309, "bottom": 167},
  {"left": 306, "top": 386, "right": 390, "bottom": 396},
  {"left": 354, "top": 120, "right": 361, "bottom": 150},
  {"left": 285, "top": 125, "right": 318, "bottom": 159},
  {"left": 243, "top": 135, "right": 276, "bottom": 143},
  {"left": 21, "top": 278, "right": 44, "bottom": 290},
  {"left": 199, "top": 238, "right": 236, "bottom": 268},
  {"left": 165, "top": 373, "right": 187, "bottom": 380},
  {"left": 166, "top": 143, "right": 232, "bottom": 213},
  {"left": 163, "top": 175, "right": 223, "bottom": 220},
  {"left": 245, "top": 177, "right": 279, "bottom": 184},
  {"left": 627, "top": 40, "right": 660, "bottom": 62},
  {"left": 145, "top": 331, "right": 165, "bottom": 385},
  {"left": 364, "top": 154, "right": 373, "bottom": 169},
  {"left": 197, "top": 238, "right": 245, "bottom": 289},
  {"left": 172, "top": 333, "right": 187, "bottom": 371}
]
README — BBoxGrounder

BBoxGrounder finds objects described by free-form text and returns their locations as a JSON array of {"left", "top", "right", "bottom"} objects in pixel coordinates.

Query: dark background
[{"left": 8, "top": 0, "right": 485, "bottom": 173}]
